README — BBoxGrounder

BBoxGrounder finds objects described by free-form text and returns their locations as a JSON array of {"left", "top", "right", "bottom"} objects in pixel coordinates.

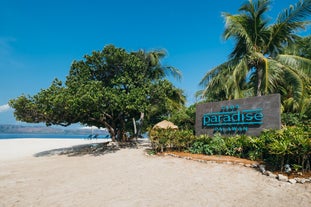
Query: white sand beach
[
  {"left": 0, "top": 138, "right": 310, "bottom": 207},
  {"left": 0, "top": 138, "right": 103, "bottom": 161}
]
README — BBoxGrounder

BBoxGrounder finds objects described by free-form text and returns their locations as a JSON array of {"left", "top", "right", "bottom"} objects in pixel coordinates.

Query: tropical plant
[
  {"left": 132, "top": 50, "right": 184, "bottom": 136},
  {"left": 280, "top": 35, "right": 311, "bottom": 118},
  {"left": 188, "top": 134, "right": 212, "bottom": 154},
  {"left": 283, "top": 35, "right": 311, "bottom": 59},
  {"left": 259, "top": 126, "right": 311, "bottom": 172},
  {"left": 149, "top": 123, "right": 311, "bottom": 172},
  {"left": 144, "top": 79, "right": 186, "bottom": 128},
  {"left": 199, "top": 0, "right": 311, "bottom": 115},
  {"left": 149, "top": 128, "right": 195, "bottom": 152},
  {"left": 134, "top": 49, "right": 182, "bottom": 80},
  {"left": 281, "top": 112, "right": 310, "bottom": 126},
  {"left": 168, "top": 104, "right": 196, "bottom": 132}
]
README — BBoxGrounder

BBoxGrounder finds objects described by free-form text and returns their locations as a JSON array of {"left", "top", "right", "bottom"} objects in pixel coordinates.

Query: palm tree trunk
[{"left": 256, "top": 67, "right": 263, "bottom": 96}]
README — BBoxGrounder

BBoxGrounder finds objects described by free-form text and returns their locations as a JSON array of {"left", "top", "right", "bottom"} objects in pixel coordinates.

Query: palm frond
[
  {"left": 164, "top": 66, "right": 182, "bottom": 81},
  {"left": 199, "top": 61, "right": 231, "bottom": 86},
  {"left": 232, "top": 57, "right": 249, "bottom": 98},
  {"left": 283, "top": 67, "right": 304, "bottom": 102},
  {"left": 277, "top": 0, "right": 311, "bottom": 24},
  {"left": 299, "top": 95, "right": 311, "bottom": 116},
  {"left": 283, "top": 97, "right": 300, "bottom": 112},
  {"left": 195, "top": 90, "right": 204, "bottom": 101},
  {"left": 199, "top": 58, "right": 250, "bottom": 101},
  {"left": 265, "top": 58, "right": 286, "bottom": 92},
  {"left": 266, "top": 0, "right": 311, "bottom": 54},
  {"left": 239, "top": 0, "right": 271, "bottom": 17},
  {"left": 277, "top": 54, "right": 311, "bottom": 76},
  {"left": 223, "top": 13, "right": 254, "bottom": 57}
]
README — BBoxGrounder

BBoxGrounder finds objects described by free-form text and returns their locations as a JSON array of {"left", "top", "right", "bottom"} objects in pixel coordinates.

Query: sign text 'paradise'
[{"left": 202, "top": 105, "right": 264, "bottom": 133}]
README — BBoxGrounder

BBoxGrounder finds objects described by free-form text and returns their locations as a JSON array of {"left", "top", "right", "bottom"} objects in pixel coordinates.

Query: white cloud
[{"left": 0, "top": 104, "right": 11, "bottom": 113}]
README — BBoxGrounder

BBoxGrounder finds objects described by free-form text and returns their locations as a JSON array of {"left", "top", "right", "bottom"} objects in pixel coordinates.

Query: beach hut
[{"left": 153, "top": 120, "right": 178, "bottom": 130}]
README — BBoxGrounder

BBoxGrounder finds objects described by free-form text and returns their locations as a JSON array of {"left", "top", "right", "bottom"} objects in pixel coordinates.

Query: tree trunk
[
  {"left": 104, "top": 122, "right": 116, "bottom": 142},
  {"left": 256, "top": 67, "right": 263, "bottom": 96},
  {"left": 120, "top": 118, "right": 127, "bottom": 142},
  {"left": 133, "top": 118, "right": 137, "bottom": 135},
  {"left": 137, "top": 112, "right": 144, "bottom": 138}
]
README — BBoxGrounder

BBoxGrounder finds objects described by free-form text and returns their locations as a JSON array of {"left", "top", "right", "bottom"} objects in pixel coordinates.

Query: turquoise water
[{"left": 0, "top": 133, "right": 110, "bottom": 139}]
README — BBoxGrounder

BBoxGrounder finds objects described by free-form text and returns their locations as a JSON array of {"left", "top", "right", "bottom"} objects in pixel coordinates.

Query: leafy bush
[
  {"left": 189, "top": 134, "right": 216, "bottom": 155},
  {"left": 282, "top": 112, "right": 310, "bottom": 126},
  {"left": 259, "top": 126, "right": 311, "bottom": 172},
  {"left": 150, "top": 124, "right": 311, "bottom": 172},
  {"left": 223, "top": 136, "right": 243, "bottom": 157},
  {"left": 189, "top": 134, "right": 265, "bottom": 160},
  {"left": 150, "top": 129, "right": 195, "bottom": 152},
  {"left": 209, "top": 133, "right": 227, "bottom": 155}
]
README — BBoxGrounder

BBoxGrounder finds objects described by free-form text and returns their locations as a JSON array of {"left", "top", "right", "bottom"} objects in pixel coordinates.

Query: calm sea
[{"left": 0, "top": 133, "right": 110, "bottom": 139}]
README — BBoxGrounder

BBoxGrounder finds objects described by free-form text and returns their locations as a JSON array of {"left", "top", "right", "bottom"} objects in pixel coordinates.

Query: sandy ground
[{"left": 0, "top": 139, "right": 310, "bottom": 207}]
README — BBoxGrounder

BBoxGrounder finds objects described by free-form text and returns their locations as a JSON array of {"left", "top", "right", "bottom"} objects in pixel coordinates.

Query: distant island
[{"left": 0, "top": 124, "right": 106, "bottom": 135}]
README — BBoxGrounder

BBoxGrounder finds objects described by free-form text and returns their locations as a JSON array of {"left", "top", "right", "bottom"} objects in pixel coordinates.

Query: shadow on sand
[{"left": 34, "top": 139, "right": 151, "bottom": 158}]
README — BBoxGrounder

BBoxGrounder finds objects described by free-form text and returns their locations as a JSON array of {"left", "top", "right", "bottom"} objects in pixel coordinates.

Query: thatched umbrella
[{"left": 153, "top": 120, "right": 178, "bottom": 130}]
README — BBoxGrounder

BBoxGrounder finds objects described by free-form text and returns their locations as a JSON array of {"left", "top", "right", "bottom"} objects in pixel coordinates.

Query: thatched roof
[{"left": 153, "top": 120, "right": 178, "bottom": 130}]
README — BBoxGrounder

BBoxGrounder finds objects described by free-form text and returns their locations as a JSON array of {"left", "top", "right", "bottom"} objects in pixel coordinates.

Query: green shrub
[
  {"left": 260, "top": 126, "right": 311, "bottom": 172},
  {"left": 209, "top": 133, "right": 227, "bottom": 155},
  {"left": 188, "top": 134, "right": 212, "bottom": 154},
  {"left": 151, "top": 124, "right": 311, "bottom": 172},
  {"left": 223, "top": 136, "right": 243, "bottom": 157},
  {"left": 150, "top": 129, "right": 195, "bottom": 152},
  {"left": 282, "top": 112, "right": 310, "bottom": 126},
  {"left": 247, "top": 136, "right": 267, "bottom": 161}
]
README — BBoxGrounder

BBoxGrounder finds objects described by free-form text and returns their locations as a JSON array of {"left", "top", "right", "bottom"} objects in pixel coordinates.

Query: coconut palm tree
[
  {"left": 279, "top": 35, "right": 311, "bottom": 117},
  {"left": 199, "top": 0, "right": 311, "bottom": 107}
]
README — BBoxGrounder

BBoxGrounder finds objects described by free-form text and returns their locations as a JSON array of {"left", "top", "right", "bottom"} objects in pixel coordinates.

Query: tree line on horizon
[{"left": 9, "top": 0, "right": 311, "bottom": 139}]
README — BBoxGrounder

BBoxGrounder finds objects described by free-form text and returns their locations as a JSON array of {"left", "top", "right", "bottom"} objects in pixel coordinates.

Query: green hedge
[
  {"left": 150, "top": 125, "right": 311, "bottom": 172},
  {"left": 261, "top": 125, "right": 311, "bottom": 172},
  {"left": 189, "top": 134, "right": 266, "bottom": 160},
  {"left": 149, "top": 129, "right": 195, "bottom": 152}
]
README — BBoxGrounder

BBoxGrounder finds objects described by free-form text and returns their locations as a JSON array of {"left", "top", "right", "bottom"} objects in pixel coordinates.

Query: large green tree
[
  {"left": 9, "top": 45, "right": 184, "bottom": 141},
  {"left": 199, "top": 0, "right": 311, "bottom": 110},
  {"left": 129, "top": 49, "right": 183, "bottom": 136}
]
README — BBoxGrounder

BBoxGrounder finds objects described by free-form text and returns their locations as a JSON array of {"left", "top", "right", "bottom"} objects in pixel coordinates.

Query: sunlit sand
[{"left": 0, "top": 138, "right": 310, "bottom": 207}]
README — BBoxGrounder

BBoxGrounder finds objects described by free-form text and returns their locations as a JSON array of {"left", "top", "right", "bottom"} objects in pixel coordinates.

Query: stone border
[
  {"left": 258, "top": 166, "right": 311, "bottom": 184},
  {"left": 162, "top": 153, "right": 311, "bottom": 185}
]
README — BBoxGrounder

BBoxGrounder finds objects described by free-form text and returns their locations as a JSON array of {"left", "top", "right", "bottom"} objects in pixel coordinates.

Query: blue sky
[{"left": 0, "top": 0, "right": 305, "bottom": 125}]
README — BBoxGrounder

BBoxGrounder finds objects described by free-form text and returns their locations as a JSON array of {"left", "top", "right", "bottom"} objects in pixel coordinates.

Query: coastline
[
  {"left": 0, "top": 138, "right": 105, "bottom": 161},
  {"left": 0, "top": 138, "right": 310, "bottom": 207}
]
